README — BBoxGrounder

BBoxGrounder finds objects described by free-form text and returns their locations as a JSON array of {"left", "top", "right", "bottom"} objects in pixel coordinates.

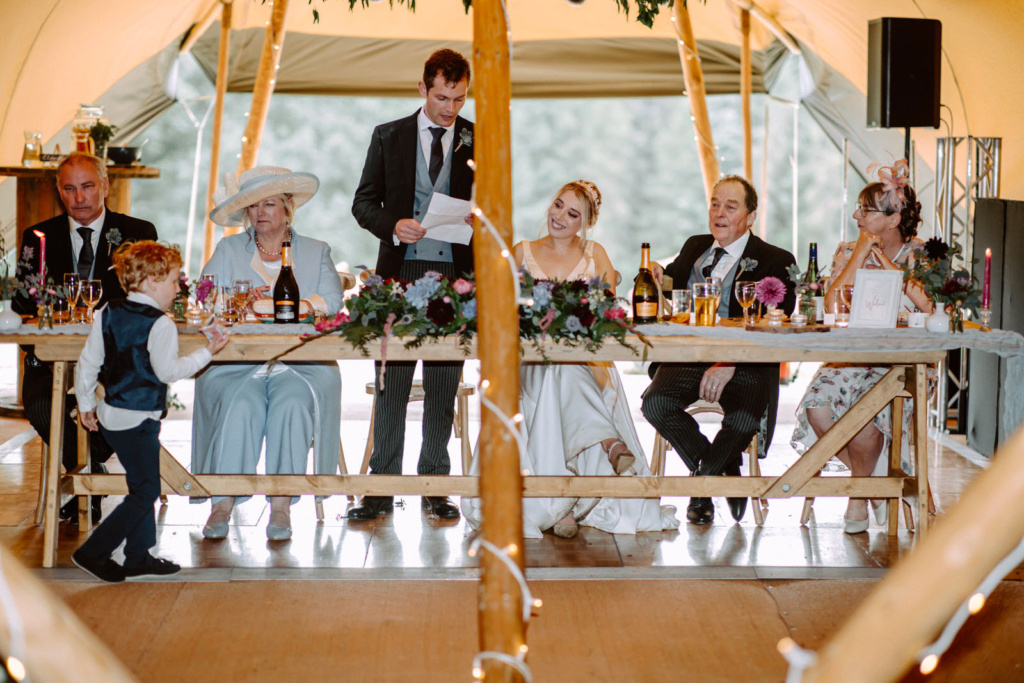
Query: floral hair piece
[
  {"left": 865, "top": 158, "right": 910, "bottom": 211},
  {"left": 574, "top": 180, "right": 602, "bottom": 215}
]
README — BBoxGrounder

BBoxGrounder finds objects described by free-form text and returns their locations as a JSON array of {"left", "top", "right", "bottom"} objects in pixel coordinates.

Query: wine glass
[
  {"left": 64, "top": 273, "right": 81, "bottom": 322},
  {"left": 735, "top": 281, "right": 757, "bottom": 325},
  {"left": 836, "top": 284, "right": 854, "bottom": 327},
  {"left": 80, "top": 280, "right": 103, "bottom": 323}
]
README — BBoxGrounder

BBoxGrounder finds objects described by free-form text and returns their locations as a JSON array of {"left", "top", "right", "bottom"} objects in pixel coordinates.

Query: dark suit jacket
[
  {"left": 351, "top": 110, "right": 475, "bottom": 279},
  {"left": 14, "top": 209, "right": 158, "bottom": 315},
  {"left": 661, "top": 231, "right": 797, "bottom": 452}
]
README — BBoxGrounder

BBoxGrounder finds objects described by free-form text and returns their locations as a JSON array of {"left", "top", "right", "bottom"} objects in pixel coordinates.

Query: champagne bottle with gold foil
[
  {"left": 632, "top": 242, "right": 659, "bottom": 324},
  {"left": 273, "top": 242, "right": 301, "bottom": 323}
]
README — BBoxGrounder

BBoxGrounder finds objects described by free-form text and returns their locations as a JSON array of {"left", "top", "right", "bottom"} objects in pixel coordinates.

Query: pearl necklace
[{"left": 255, "top": 227, "right": 292, "bottom": 257}]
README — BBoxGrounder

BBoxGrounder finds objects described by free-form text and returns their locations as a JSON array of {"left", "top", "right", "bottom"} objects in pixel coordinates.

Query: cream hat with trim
[{"left": 209, "top": 166, "right": 319, "bottom": 227}]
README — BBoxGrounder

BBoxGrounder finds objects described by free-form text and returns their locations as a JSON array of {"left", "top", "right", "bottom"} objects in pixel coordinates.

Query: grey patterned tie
[
  {"left": 702, "top": 247, "right": 726, "bottom": 279},
  {"left": 77, "top": 227, "right": 94, "bottom": 279}
]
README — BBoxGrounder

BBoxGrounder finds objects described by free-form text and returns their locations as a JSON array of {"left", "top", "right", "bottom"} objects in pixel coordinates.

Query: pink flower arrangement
[
  {"left": 314, "top": 310, "right": 350, "bottom": 332},
  {"left": 452, "top": 278, "right": 474, "bottom": 295},
  {"left": 195, "top": 278, "right": 215, "bottom": 304},
  {"left": 604, "top": 308, "right": 626, "bottom": 321},
  {"left": 754, "top": 276, "right": 786, "bottom": 307}
]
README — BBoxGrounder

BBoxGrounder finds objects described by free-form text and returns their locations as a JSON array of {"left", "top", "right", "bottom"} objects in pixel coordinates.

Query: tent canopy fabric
[{"left": 2, "top": 0, "right": 1023, "bottom": 199}]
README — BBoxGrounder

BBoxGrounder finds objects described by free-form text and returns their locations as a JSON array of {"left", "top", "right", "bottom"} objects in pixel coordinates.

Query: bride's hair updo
[{"left": 547, "top": 180, "right": 602, "bottom": 249}]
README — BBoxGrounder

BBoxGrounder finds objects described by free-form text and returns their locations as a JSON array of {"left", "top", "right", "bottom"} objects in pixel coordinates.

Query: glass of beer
[
  {"left": 692, "top": 282, "right": 717, "bottom": 326},
  {"left": 671, "top": 289, "right": 691, "bottom": 323}
]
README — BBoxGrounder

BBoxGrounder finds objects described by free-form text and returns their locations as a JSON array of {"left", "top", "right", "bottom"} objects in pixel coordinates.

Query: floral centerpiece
[
  {"left": 15, "top": 246, "right": 70, "bottom": 329},
  {"left": 518, "top": 270, "right": 635, "bottom": 357},
  {"left": 754, "top": 276, "right": 787, "bottom": 326},
  {"left": 785, "top": 263, "right": 824, "bottom": 320},
  {"left": 905, "top": 238, "right": 981, "bottom": 333}
]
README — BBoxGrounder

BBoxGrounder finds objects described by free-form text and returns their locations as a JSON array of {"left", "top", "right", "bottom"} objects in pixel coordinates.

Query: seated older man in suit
[
  {"left": 15, "top": 152, "right": 157, "bottom": 523},
  {"left": 641, "top": 175, "right": 795, "bottom": 525}
]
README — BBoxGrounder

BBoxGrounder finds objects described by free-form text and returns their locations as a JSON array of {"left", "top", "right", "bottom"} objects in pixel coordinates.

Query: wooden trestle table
[{"left": 5, "top": 324, "right": 940, "bottom": 568}]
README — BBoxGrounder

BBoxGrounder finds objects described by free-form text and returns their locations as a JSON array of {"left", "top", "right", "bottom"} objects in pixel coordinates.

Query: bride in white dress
[{"left": 462, "top": 180, "right": 679, "bottom": 539}]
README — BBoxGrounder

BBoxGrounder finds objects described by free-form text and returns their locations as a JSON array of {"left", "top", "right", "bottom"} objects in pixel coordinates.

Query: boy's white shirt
[{"left": 75, "top": 292, "right": 214, "bottom": 431}]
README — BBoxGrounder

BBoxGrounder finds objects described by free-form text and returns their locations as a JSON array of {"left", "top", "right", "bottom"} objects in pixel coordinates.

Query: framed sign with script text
[{"left": 849, "top": 269, "right": 903, "bottom": 328}]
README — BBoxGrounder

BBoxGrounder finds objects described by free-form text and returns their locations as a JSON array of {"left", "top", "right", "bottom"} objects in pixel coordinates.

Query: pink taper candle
[
  {"left": 983, "top": 248, "right": 992, "bottom": 309},
  {"left": 32, "top": 230, "right": 45, "bottom": 276}
]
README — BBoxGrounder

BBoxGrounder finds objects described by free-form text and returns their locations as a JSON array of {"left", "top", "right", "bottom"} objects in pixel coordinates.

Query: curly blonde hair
[{"left": 112, "top": 241, "right": 182, "bottom": 293}]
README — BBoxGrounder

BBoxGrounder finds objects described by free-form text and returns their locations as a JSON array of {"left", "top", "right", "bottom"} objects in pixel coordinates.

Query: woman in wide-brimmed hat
[{"left": 192, "top": 166, "right": 344, "bottom": 541}]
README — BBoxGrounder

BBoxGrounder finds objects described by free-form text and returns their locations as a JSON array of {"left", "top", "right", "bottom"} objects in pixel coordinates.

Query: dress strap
[{"left": 520, "top": 241, "right": 547, "bottom": 279}]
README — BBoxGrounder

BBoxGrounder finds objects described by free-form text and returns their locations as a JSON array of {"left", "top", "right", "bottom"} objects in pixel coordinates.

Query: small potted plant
[{"left": 89, "top": 121, "right": 118, "bottom": 161}]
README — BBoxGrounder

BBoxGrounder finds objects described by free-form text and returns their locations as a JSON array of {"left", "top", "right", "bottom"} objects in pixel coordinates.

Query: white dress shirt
[
  {"left": 700, "top": 230, "right": 751, "bottom": 281},
  {"left": 69, "top": 208, "right": 106, "bottom": 277},
  {"left": 417, "top": 108, "right": 454, "bottom": 165},
  {"left": 75, "top": 292, "right": 213, "bottom": 430}
]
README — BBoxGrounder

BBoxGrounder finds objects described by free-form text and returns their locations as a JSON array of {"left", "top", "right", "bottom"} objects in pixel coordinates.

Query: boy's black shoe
[
  {"left": 59, "top": 496, "right": 103, "bottom": 525},
  {"left": 71, "top": 549, "right": 125, "bottom": 583},
  {"left": 123, "top": 556, "right": 181, "bottom": 578}
]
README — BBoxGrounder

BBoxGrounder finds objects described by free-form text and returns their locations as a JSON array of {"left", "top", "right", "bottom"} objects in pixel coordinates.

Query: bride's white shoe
[{"left": 604, "top": 439, "right": 636, "bottom": 475}]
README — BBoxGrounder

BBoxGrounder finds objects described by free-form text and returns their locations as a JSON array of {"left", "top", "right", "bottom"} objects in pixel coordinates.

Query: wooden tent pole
[
  {"left": 227, "top": 0, "right": 289, "bottom": 234},
  {"left": 0, "top": 544, "right": 138, "bottom": 682},
  {"left": 740, "top": 8, "right": 752, "bottom": 180},
  {"left": 472, "top": 1, "right": 525, "bottom": 681},
  {"left": 202, "top": 0, "right": 232, "bottom": 264},
  {"left": 803, "top": 425, "right": 1024, "bottom": 682},
  {"left": 671, "top": 2, "right": 719, "bottom": 202},
  {"left": 729, "top": 0, "right": 801, "bottom": 55}
]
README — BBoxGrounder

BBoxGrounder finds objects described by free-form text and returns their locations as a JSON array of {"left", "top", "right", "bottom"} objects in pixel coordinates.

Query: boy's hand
[
  {"left": 207, "top": 331, "right": 230, "bottom": 356},
  {"left": 80, "top": 410, "right": 99, "bottom": 432}
]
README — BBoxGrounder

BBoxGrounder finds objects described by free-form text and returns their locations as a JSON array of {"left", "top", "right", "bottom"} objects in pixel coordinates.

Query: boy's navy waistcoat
[{"left": 100, "top": 299, "right": 167, "bottom": 412}]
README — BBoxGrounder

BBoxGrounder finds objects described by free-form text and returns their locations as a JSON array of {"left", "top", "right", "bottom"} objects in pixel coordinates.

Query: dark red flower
[
  {"left": 573, "top": 306, "right": 596, "bottom": 327},
  {"left": 427, "top": 298, "right": 455, "bottom": 326},
  {"left": 923, "top": 238, "right": 950, "bottom": 261}
]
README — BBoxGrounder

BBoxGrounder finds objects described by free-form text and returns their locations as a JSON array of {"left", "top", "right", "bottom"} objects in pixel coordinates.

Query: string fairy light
[{"left": 780, "top": 533, "right": 1024, "bottom": 681}]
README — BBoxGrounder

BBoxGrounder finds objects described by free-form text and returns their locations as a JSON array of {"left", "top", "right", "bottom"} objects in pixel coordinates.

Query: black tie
[
  {"left": 702, "top": 247, "right": 726, "bottom": 279},
  {"left": 428, "top": 127, "right": 446, "bottom": 185},
  {"left": 77, "top": 227, "right": 95, "bottom": 279}
]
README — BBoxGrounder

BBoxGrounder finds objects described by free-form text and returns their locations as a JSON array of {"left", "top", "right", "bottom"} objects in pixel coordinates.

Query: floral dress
[{"left": 790, "top": 238, "right": 930, "bottom": 472}]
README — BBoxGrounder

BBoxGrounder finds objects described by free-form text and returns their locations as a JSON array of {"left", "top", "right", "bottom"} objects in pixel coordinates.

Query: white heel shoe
[
  {"left": 871, "top": 500, "right": 889, "bottom": 526},
  {"left": 843, "top": 516, "right": 870, "bottom": 534}
]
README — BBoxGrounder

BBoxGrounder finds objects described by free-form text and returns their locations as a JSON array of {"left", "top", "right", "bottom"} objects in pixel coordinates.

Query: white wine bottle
[
  {"left": 632, "top": 242, "right": 659, "bottom": 324},
  {"left": 273, "top": 241, "right": 301, "bottom": 324}
]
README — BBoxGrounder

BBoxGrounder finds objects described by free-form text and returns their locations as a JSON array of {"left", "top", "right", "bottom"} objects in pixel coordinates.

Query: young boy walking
[{"left": 72, "top": 241, "right": 228, "bottom": 582}]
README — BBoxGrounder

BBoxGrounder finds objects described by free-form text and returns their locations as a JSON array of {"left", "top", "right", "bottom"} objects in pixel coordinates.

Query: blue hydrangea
[
  {"left": 565, "top": 315, "right": 582, "bottom": 332},
  {"left": 463, "top": 298, "right": 477, "bottom": 319},
  {"left": 531, "top": 282, "right": 553, "bottom": 309},
  {"left": 405, "top": 274, "right": 441, "bottom": 309}
]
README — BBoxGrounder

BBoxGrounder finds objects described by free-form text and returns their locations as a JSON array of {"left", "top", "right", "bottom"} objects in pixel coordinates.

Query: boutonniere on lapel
[
  {"left": 736, "top": 257, "right": 758, "bottom": 279},
  {"left": 106, "top": 228, "right": 123, "bottom": 256},
  {"left": 454, "top": 128, "right": 473, "bottom": 154}
]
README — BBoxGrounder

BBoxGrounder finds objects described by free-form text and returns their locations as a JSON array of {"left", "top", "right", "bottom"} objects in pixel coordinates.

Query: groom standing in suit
[
  {"left": 15, "top": 152, "right": 157, "bottom": 523},
  {"left": 641, "top": 175, "right": 795, "bottom": 525},
  {"left": 349, "top": 49, "right": 474, "bottom": 521}
]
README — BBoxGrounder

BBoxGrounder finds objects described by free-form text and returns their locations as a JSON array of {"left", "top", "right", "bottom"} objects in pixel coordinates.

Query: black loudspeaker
[
  {"left": 867, "top": 17, "right": 941, "bottom": 129},
  {"left": 967, "top": 199, "right": 1024, "bottom": 456}
]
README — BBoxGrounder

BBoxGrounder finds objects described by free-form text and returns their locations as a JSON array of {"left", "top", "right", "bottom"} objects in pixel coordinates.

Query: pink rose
[
  {"left": 604, "top": 308, "right": 626, "bottom": 321},
  {"left": 314, "top": 310, "right": 350, "bottom": 332},
  {"left": 452, "top": 278, "right": 474, "bottom": 295},
  {"left": 581, "top": 298, "right": 589, "bottom": 305}
]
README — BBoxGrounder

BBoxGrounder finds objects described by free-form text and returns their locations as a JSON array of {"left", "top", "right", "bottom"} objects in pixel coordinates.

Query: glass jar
[
  {"left": 71, "top": 104, "right": 104, "bottom": 154},
  {"left": 22, "top": 131, "right": 43, "bottom": 168}
]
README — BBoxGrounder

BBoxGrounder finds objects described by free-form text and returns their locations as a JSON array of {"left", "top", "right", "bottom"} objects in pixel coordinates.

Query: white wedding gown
[{"left": 462, "top": 241, "right": 679, "bottom": 538}]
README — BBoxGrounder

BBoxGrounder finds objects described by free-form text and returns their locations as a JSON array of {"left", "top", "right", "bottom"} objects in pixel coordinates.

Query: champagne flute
[
  {"left": 81, "top": 279, "right": 103, "bottom": 323},
  {"left": 735, "top": 281, "right": 757, "bottom": 325},
  {"left": 64, "top": 273, "right": 81, "bottom": 322}
]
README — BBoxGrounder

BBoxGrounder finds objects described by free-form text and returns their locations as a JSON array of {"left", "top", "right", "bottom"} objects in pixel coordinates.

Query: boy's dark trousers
[{"left": 76, "top": 419, "right": 161, "bottom": 568}]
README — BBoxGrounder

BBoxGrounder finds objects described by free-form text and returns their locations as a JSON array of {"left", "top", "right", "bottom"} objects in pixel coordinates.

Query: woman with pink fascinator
[
  {"left": 461, "top": 180, "right": 679, "bottom": 539},
  {"left": 791, "top": 161, "right": 935, "bottom": 534}
]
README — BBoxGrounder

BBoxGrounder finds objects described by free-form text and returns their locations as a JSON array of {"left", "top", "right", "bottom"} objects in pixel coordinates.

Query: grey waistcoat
[{"left": 408, "top": 133, "right": 454, "bottom": 263}]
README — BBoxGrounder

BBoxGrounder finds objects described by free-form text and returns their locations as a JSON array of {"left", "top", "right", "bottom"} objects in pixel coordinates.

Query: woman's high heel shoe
[
  {"left": 843, "top": 516, "right": 870, "bottom": 535},
  {"left": 552, "top": 520, "right": 578, "bottom": 539},
  {"left": 604, "top": 439, "right": 636, "bottom": 475},
  {"left": 871, "top": 499, "right": 889, "bottom": 526}
]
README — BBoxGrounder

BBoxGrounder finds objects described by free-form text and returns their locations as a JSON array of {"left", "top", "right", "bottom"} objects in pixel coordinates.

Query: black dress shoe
[
  {"left": 723, "top": 461, "right": 748, "bottom": 522},
  {"left": 347, "top": 496, "right": 394, "bottom": 521},
  {"left": 60, "top": 496, "right": 103, "bottom": 525},
  {"left": 71, "top": 548, "right": 124, "bottom": 583},
  {"left": 422, "top": 496, "right": 460, "bottom": 520},
  {"left": 686, "top": 497, "right": 714, "bottom": 525},
  {"left": 123, "top": 555, "right": 181, "bottom": 578}
]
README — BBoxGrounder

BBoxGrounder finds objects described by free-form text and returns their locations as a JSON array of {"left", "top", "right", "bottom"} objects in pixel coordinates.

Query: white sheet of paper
[{"left": 420, "top": 193, "right": 473, "bottom": 245}]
